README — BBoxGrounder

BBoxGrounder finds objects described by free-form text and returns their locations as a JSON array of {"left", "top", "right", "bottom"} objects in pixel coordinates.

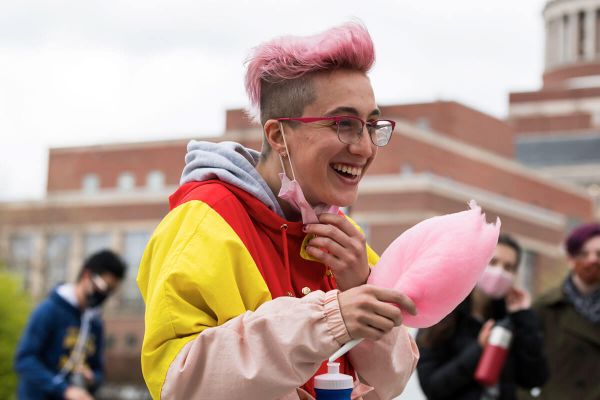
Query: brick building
[{"left": 0, "top": 101, "right": 594, "bottom": 389}]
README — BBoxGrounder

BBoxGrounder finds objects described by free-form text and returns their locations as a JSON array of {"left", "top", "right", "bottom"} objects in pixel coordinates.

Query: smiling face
[{"left": 279, "top": 69, "right": 379, "bottom": 207}]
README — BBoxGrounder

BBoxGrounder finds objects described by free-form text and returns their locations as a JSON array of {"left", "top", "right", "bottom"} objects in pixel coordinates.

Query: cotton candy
[{"left": 367, "top": 200, "right": 500, "bottom": 328}]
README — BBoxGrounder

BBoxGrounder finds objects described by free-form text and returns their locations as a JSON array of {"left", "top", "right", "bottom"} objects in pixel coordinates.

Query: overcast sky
[{"left": 0, "top": 0, "right": 548, "bottom": 201}]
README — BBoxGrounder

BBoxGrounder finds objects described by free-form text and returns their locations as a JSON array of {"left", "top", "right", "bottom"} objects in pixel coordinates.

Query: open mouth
[{"left": 331, "top": 163, "right": 362, "bottom": 180}]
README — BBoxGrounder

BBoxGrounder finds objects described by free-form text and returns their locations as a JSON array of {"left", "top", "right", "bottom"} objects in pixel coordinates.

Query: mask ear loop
[{"left": 278, "top": 122, "right": 297, "bottom": 181}]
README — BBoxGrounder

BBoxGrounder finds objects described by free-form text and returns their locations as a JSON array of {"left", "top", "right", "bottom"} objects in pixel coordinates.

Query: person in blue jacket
[{"left": 15, "top": 249, "right": 126, "bottom": 400}]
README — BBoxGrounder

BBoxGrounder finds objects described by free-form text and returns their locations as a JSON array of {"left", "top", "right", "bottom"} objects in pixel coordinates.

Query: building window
[
  {"left": 84, "top": 233, "right": 112, "bottom": 258},
  {"left": 146, "top": 170, "right": 165, "bottom": 191},
  {"left": 401, "top": 163, "right": 414, "bottom": 176},
  {"left": 45, "top": 233, "right": 71, "bottom": 291},
  {"left": 8, "top": 234, "right": 34, "bottom": 290},
  {"left": 518, "top": 249, "right": 537, "bottom": 293},
  {"left": 548, "top": 18, "right": 559, "bottom": 66},
  {"left": 105, "top": 334, "right": 116, "bottom": 350},
  {"left": 578, "top": 11, "right": 585, "bottom": 58},
  {"left": 117, "top": 172, "right": 135, "bottom": 192},
  {"left": 82, "top": 174, "right": 99, "bottom": 194},
  {"left": 416, "top": 117, "right": 430, "bottom": 130},
  {"left": 595, "top": 10, "right": 600, "bottom": 54},
  {"left": 124, "top": 333, "right": 138, "bottom": 349},
  {"left": 562, "top": 14, "right": 570, "bottom": 62},
  {"left": 121, "top": 230, "right": 151, "bottom": 308}
]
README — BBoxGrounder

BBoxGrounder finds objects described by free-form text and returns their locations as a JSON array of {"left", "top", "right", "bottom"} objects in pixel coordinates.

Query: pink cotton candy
[{"left": 367, "top": 200, "right": 501, "bottom": 328}]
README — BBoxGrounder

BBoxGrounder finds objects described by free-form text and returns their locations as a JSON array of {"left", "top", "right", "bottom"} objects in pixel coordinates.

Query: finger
[
  {"left": 507, "top": 287, "right": 521, "bottom": 297},
  {"left": 305, "top": 245, "right": 343, "bottom": 269},
  {"left": 354, "top": 324, "right": 387, "bottom": 341},
  {"left": 367, "top": 315, "right": 396, "bottom": 333},
  {"left": 358, "top": 313, "right": 396, "bottom": 335},
  {"left": 317, "top": 212, "right": 364, "bottom": 238},
  {"left": 370, "top": 286, "right": 417, "bottom": 316},
  {"left": 304, "top": 221, "right": 356, "bottom": 249},
  {"left": 307, "top": 235, "right": 346, "bottom": 259},
  {"left": 370, "top": 301, "right": 404, "bottom": 326}
]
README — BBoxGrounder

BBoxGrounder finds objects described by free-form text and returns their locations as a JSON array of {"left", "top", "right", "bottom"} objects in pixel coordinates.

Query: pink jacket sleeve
[
  {"left": 161, "top": 290, "right": 350, "bottom": 399},
  {"left": 350, "top": 326, "right": 420, "bottom": 399},
  {"left": 161, "top": 289, "right": 418, "bottom": 400}
]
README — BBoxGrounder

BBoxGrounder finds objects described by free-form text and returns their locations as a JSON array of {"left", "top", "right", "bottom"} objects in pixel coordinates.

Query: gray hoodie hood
[{"left": 181, "top": 141, "right": 285, "bottom": 217}]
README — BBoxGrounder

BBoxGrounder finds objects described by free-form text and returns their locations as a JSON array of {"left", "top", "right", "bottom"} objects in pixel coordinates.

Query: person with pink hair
[{"left": 138, "top": 22, "right": 419, "bottom": 399}]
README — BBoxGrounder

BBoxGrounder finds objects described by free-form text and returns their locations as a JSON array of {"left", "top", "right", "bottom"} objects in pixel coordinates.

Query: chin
[{"left": 330, "top": 192, "right": 357, "bottom": 207}]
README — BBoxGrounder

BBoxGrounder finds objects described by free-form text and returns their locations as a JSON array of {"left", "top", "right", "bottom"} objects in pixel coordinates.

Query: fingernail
[{"left": 302, "top": 225, "right": 308, "bottom": 232}]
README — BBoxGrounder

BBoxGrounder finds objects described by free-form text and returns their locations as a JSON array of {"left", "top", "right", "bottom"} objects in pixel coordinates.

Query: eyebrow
[{"left": 325, "top": 106, "right": 381, "bottom": 119}]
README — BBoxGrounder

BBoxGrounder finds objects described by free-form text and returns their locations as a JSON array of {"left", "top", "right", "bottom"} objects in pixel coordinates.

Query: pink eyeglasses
[{"left": 277, "top": 115, "right": 395, "bottom": 147}]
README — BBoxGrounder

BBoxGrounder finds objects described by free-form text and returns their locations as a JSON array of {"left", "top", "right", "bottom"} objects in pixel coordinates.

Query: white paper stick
[{"left": 328, "top": 338, "right": 362, "bottom": 362}]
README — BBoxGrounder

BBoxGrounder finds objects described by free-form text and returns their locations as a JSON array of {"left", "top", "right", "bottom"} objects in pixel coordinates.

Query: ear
[
  {"left": 263, "top": 119, "right": 288, "bottom": 157},
  {"left": 77, "top": 269, "right": 91, "bottom": 286}
]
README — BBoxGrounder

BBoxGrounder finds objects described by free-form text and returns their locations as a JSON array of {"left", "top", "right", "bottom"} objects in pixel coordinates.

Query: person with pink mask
[
  {"left": 415, "top": 234, "right": 549, "bottom": 400},
  {"left": 137, "top": 22, "right": 419, "bottom": 400},
  {"left": 523, "top": 223, "right": 600, "bottom": 400}
]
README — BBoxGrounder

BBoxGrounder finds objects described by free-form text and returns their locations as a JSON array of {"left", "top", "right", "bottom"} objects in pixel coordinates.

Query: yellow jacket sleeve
[{"left": 137, "top": 201, "right": 272, "bottom": 398}]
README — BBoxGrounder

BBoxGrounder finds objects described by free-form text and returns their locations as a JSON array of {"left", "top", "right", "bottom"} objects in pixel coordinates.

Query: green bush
[{"left": 0, "top": 268, "right": 32, "bottom": 400}]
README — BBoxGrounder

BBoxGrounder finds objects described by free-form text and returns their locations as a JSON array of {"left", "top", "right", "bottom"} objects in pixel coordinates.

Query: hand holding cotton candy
[{"left": 329, "top": 200, "right": 500, "bottom": 362}]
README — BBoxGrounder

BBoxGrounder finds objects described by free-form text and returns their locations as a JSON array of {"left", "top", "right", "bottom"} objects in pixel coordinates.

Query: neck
[
  {"left": 470, "top": 289, "right": 491, "bottom": 320},
  {"left": 74, "top": 281, "right": 87, "bottom": 310},
  {"left": 256, "top": 154, "right": 301, "bottom": 221},
  {"left": 572, "top": 274, "right": 600, "bottom": 295}
]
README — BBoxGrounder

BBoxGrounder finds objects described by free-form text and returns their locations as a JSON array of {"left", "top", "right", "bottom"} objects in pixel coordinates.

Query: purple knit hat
[{"left": 565, "top": 223, "right": 600, "bottom": 257}]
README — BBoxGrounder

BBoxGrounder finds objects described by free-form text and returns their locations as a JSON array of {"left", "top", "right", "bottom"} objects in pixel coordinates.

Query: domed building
[{"left": 509, "top": 0, "right": 600, "bottom": 218}]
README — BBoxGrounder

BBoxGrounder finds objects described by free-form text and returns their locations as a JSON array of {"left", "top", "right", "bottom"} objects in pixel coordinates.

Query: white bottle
[{"left": 314, "top": 362, "right": 353, "bottom": 400}]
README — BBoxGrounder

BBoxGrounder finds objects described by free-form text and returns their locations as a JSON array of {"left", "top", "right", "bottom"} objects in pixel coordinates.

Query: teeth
[{"left": 332, "top": 163, "right": 362, "bottom": 177}]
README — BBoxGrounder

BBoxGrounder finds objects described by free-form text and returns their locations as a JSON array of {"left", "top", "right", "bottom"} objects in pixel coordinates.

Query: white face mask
[
  {"left": 277, "top": 123, "right": 338, "bottom": 224},
  {"left": 476, "top": 265, "right": 515, "bottom": 299}
]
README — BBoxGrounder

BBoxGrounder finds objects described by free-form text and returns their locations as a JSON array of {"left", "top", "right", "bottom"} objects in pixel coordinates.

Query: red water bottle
[{"left": 474, "top": 318, "right": 513, "bottom": 386}]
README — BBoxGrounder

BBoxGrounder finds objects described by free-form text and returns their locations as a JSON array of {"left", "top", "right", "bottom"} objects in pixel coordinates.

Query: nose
[{"left": 348, "top": 125, "right": 375, "bottom": 158}]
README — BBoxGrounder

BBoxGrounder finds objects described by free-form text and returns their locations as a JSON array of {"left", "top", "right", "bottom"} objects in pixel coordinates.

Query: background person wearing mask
[
  {"left": 416, "top": 234, "right": 549, "bottom": 400},
  {"left": 14, "top": 249, "right": 126, "bottom": 400},
  {"left": 526, "top": 223, "right": 600, "bottom": 400}
]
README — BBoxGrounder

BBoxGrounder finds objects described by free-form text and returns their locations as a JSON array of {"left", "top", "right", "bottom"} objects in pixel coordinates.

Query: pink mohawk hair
[{"left": 244, "top": 22, "right": 375, "bottom": 122}]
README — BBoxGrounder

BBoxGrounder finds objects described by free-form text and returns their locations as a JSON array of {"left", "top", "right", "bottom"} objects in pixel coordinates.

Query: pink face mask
[
  {"left": 277, "top": 124, "right": 338, "bottom": 224},
  {"left": 476, "top": 265, "right": 515, "bottom": 299}
]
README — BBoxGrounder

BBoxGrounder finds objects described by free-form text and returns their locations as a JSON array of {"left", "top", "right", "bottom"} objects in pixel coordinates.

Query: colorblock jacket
[{"left": 137, "top": 141, "right": 419, "bottom": 400}]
